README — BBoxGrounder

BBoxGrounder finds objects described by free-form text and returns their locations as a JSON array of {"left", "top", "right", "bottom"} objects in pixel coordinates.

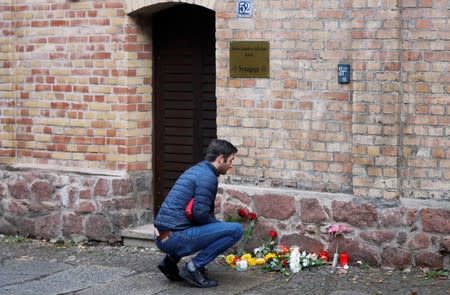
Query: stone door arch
[{"left": 125, "top": 0, "right": 216, "bottom": 15}]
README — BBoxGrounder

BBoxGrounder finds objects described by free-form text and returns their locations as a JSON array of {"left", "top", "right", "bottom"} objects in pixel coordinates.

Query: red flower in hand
[
  {"left": 269, "top": 230, "right": 278, "bottom": 239},
  {"left": 248, "top": 212, "right": 257, "bottom": 220},
  {"left": 237, "top": 208, "right": 248, "bottom": 218}
]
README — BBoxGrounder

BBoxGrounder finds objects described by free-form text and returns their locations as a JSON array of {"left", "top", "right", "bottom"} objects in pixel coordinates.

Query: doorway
[{"left": 153, "top": 4, "right": 217, "bottom": 214}]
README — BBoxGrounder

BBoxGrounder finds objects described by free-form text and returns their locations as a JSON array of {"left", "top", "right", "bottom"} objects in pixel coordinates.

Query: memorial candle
[{"left": 339, "top": 252, "right": 348, "bottom": 266}]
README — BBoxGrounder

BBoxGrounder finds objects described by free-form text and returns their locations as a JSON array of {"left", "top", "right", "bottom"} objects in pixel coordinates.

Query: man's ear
[{"left": 216, "top": 154, "right": 225, "bottom": 164}]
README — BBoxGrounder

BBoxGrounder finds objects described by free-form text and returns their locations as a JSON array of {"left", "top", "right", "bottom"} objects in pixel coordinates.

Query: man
[{"left": 154, "top": 139, "right": 243, "bottom": 288}]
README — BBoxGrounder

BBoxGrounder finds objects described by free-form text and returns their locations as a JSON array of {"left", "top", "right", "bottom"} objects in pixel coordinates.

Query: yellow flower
[
  {"left": 241, "top": 253, "right": 252, "bottom": 261},
  {"left": 255, "top": 257, "right": 266, "bottom": 265},
  {"left": 226, "top": 254, "right": 236, "bottom": 265},
  {"left": 248, "top": 258, "right": 257, "bottom": 266},
  {"left": 264, "top": 253, "right": 277, "bottom": 261}
]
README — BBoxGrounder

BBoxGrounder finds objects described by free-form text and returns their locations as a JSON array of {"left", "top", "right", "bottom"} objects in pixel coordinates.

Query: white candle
[{"left": 237, "top": 260, "right": 248, "bottom": 270}]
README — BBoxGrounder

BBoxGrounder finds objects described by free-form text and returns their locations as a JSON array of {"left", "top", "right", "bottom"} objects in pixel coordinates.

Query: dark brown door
[{"left": 153, "top": 5, "right": 216, "bottom": 214}]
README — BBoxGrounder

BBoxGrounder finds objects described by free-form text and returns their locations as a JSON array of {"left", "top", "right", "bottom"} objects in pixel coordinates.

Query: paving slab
[
  {"left": 76, "top": 272, "right": 176, "bottom": 295},
  {"left": 0, "top": 264, "right": 135, "bottom": 295},
  {"left": 0, "top": 259, "right": 71, "bottom": 287}
]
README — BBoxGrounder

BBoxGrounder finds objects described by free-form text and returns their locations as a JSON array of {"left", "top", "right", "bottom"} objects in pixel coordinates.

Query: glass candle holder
[{"left": 339, "top": 252, "right": 348, "bottom": 266}]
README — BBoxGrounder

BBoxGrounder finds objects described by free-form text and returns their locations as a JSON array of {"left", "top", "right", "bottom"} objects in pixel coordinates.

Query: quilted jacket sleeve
[{"left": 191, "top": 162, "right": 219, "bottom": 225}]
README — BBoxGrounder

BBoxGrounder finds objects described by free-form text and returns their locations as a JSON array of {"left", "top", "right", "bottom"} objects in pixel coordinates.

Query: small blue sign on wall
[
  {"left": 338, "top": 64, "right": 351, "bottom": 84},
  {"left": 236, "top": 0, "right": 253, "bottom": 18}
]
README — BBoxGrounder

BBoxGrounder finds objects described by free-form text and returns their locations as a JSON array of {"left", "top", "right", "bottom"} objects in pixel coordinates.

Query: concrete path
[{"left": 0, "top": 238, "right": 448, "bottom": 295}]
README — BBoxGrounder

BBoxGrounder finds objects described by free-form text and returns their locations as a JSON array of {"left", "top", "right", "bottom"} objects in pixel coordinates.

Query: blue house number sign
[{"left": 236, "top": 0, "right": 253, "bottom": 18}]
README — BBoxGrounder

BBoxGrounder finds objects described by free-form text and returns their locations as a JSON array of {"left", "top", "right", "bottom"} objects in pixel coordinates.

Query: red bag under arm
[{"left": 185, "top": 197, "right": 194, "bottom": 221}]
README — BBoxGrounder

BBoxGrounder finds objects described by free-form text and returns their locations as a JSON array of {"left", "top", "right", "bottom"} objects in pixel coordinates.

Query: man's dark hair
[{"left": 205, "top": 139, "right": 238, "bottom": 162}]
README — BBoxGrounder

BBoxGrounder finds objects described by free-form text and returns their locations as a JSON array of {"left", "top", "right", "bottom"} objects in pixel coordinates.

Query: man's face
[{"left": 217, "top": 153, "right": 235, "bottom": 175}]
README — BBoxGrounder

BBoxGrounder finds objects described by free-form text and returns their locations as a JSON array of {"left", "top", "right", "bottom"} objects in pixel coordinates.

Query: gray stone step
[{"left": 121, "top": 224, "right": 157, "bottom": 248}]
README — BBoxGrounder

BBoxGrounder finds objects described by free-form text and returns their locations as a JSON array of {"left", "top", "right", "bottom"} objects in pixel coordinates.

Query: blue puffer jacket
[{"left": 155, "top": 161, "right": 219, "bottom": 232}]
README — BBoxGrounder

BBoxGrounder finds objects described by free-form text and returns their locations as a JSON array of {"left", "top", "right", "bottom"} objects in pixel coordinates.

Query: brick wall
[
  {"left": 216, "top": 0, "right": 354, "bottom": 193},
  {"left": 400, "top": 0, "right": 450, "bottom": 200},
  {"left": 0, "top": 0, "right": 152, "bottom": 171},
  {"left": 351, "top": 3, "right": 402, "bottom": 199},
  {"left": 214, "top": 0, "right": 449, "bottom": 201},
  {"left": 2, "top": 0, "right": 448, "bottom": 201}
]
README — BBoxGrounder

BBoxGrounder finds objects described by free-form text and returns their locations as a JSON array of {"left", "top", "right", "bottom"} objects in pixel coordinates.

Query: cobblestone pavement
[{"left": 0, "top": 238, "right": 449, "bottom": 295}]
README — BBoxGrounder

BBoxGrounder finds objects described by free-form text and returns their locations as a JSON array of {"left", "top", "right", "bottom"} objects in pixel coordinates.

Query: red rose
[
  {"left": 248, "top": 212, "right": 257, "bottom": 220},
  {"left": 269, "top": 230, "right": 278, "bottom": 239},
  {"left": 238, "top": 209, "right": 248, "bottom": 218},
  {"left": 281, "top": 259, "right": 288, "bottom": 267}
]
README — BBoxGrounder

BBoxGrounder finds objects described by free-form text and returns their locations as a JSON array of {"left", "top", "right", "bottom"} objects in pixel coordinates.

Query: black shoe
[
  {"left": 158, "top": 255, "right": 183, "bottom": 281},
  {"left": 179, "top": 263, "right": 218, "bottom": 288},
  {"left": 198, "top": 266, "right": 209, "bottom": 279}
]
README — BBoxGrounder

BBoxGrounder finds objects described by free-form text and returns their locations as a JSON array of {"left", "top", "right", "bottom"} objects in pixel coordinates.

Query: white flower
[
  {"left": 254, "top": 247, "right": 265, "bottom": 258},
  {"left": 302, "top": 259, "right": 308, "bottom": 267}
]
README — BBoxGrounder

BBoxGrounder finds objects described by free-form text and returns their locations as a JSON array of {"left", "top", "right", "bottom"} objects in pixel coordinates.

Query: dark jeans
[{"left": 156, "top": 221, "right": 243, "bottom": 268}]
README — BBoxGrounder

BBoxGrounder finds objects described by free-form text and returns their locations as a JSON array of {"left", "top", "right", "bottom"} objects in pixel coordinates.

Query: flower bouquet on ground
[
  {"left": 327, "top": 223, "right": 349, "bottom": 268},
  {"left": 225, "top": 229, "right": 327, "bottom": 276}
]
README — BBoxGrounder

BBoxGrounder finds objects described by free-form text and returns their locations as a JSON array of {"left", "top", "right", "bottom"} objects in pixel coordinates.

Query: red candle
[
  {"left": 319, "top": 250, "right": 329, "bottom": 262},
  {"left": 340, "top": 252, "right": 348, "bottom": 266}
]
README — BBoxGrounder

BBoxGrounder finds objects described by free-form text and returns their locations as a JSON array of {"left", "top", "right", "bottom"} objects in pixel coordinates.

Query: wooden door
[{"left": 153, "top": 5, "right": 216, "bottom": 214}]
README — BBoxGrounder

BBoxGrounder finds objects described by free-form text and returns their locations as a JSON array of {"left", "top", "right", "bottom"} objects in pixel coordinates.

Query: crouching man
[{"left": 154, "top": 139, "right": 243, "bottom": 288}]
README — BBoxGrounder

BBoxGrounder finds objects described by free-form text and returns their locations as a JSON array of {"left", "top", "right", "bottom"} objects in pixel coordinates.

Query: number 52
[{"left": 238, "top": 1, "right": 251, "bottom": 15}]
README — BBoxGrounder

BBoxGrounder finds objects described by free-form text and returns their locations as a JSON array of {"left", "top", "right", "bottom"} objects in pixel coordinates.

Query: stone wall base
[
  {"left": 0, "top": 165, "right": 152, "bottom": 243},
  {"left": 1, "top": 166, "right": 448, "bottom": 270},
  {"left": 216, "top": 184, "right": 450, "bottom": 270}
]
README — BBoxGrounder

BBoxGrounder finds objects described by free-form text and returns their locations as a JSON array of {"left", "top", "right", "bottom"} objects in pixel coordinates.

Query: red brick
[
  {"left": 91, "top": 52, "right": 111, "bottom": 59},
  {"left": 51, "top": 20, "right": 68, "bottom": 26},
  {"left": 49, "top": 53, "right": 68, "bottom": 59},
  {"left": 73, "top": 86, "right": 89, "bottom": 93},
  {"left": 105, "top": 2, "right": 124, "bottom": 8},
  {"left": 52, "top": 85, "right": 72, "bottom": 92},
  {"left": 48, "top": 37, "right": 66, "bottom": 43},
  {"left": 113, "top": 87, "right": 136, "bottom": 95},
  {"left": 32, "top": 151, "right": 51, "bottom": 158},
  {"left": 89, "top": 19, "right": 110, "bottom": 26},
  {"left": 123, "top": 44, "right": 144, "bottom": 52},
  {"left": 31, "top": 20, "right": 48, "bottom": 27},
  {"left": 89, "top": 36, "right": 110, "bottom": 42},
  {"left": 424, "top": 52, "right": 450, "bottom": 62},
  {"left": 85, "top": 154, "right": 106, "bottom": 161},
  {"left": 418, "top": 0, "right": 433, "bottom": 7},
  {"left": 126, "top": 162, "right": 148, "bottom": 171},
  {"left": 323, "top": 92, "right": 349, "bottom": 101},
  {"left": 50, "top": 102, "right": 69, "bottom": 109},
  {"left": 318, "top": 10, "right": 345, "bottom": 19},
  {"left": 112, "top": 69, "right": 136, "bottom": 77},
  {"left": 119, "top": 146, "right": 142, "bottom": 155},
  {"left": 47, "top": 144, "right": 66, "bottom": 151}
]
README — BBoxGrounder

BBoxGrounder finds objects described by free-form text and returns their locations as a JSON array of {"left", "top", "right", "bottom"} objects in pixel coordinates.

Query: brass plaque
[{"left": 230, "top": 41, "right": 269, "bottom": 78}]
